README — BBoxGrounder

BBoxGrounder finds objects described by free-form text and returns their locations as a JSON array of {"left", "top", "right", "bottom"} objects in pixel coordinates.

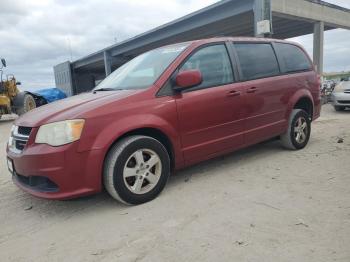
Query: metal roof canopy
[{"left": 54, "top": 0, "right": 350, "bottom": 95}]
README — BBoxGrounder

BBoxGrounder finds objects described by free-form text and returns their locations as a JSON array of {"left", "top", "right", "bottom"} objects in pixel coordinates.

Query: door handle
[
  {"left": 227, "top": 90, "right": 241, "bottom": 97},
  {"left": 247, "top": 87, "right": 258, "bottom": 93}
]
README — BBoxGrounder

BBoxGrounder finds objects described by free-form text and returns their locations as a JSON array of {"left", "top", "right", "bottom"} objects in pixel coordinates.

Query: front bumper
[
  {"left": 7, "top": 141, "right": 105, "bottom": 200},
  {"left": 331, "top": 92, "right": 350, "bottom": 107}
]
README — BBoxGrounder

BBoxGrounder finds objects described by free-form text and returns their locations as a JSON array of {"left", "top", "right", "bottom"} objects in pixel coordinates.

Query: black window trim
[
  {"left": 156, "top": 41, "right": 237, "bottom": 97},
  {"left": 271, "top": 42, "right": 313, "bottom": 75},
  {"left": 231, "top": 41, "right": 282, "bottom": 82},
  {"left": 156, "top": 40, "right": 315, "bottom": 97}
]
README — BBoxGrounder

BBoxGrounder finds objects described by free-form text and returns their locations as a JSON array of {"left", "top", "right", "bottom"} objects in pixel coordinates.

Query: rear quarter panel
[
  {"left": 273, "top": 41, "right": 321, "bottom": 121},
  {"left": 284, "top": 71, "right": 320, "bottom": 121}
]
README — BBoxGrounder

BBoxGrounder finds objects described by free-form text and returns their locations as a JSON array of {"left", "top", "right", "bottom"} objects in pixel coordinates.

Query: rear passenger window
[
  {"left": 180, "top": 44, "right": 234, "bottom": 90},
  {"left": 274, "top": 43, "right": 312, "bottom": 73},
  {"left": 234, "top": 43, "right": 280, "bottom": 80}
]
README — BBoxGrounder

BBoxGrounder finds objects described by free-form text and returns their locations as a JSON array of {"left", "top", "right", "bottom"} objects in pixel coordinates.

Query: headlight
[{"left": 35, "top": 119, "right": 85, "bottom": 146}]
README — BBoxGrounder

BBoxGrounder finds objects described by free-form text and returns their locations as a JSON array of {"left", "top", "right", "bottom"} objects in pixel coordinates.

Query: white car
[{"left": 331, "top": 79, "right": 350, "bottom": 111}]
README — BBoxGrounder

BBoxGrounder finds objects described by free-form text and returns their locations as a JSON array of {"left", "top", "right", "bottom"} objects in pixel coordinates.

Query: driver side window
[{"left": 180, "top": 44, "right": 235, "bottom": 90}]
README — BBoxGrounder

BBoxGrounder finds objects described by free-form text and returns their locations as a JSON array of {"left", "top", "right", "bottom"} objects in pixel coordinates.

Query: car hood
[
  {"left": 334, "top": 81, "right": 350, "bottom": 92},
  {"left": 15, "top": 90, "right": 140, "bottom": 127}
]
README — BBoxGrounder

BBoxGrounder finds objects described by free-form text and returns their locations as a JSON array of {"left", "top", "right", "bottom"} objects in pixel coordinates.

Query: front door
[{"left": 175, "top": 44, "right": 246, "bottom": 164}]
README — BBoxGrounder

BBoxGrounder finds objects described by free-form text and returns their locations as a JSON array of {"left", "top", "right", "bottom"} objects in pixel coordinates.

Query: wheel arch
[
  {"left": 286, "top": 90, "right": 315, "bottom": 121},
  {"left": 293, "top": 96, "right": 314, "bottom": 120},
  {"left": 105, "top": 127, "right": 176, "bottom": 171}
]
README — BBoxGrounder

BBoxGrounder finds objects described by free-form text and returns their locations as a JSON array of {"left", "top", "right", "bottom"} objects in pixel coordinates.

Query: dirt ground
[{"left": 0, "top": 104, "right": 349, "bottom": 262}]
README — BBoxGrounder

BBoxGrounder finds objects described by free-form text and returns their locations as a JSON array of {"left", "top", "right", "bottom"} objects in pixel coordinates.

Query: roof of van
[
  {"left": 190, "top": 36, "right": 295, "bottom": 44},
  {"left": 169, "top": 37, "right": 304, "bottom": 50}
]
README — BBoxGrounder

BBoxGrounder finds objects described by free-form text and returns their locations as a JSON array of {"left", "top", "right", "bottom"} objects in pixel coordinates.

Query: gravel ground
[{"left": 0, "top": 104, "right": 349, "bottom": 262}]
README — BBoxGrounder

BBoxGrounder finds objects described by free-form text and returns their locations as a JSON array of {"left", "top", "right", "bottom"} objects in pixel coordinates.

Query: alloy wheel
[
  {"left": 123, "top": 149, "right": 162, "bottom": 194},
  {"left": 294, "top": 116, "right": 308, "bottom": 144}
]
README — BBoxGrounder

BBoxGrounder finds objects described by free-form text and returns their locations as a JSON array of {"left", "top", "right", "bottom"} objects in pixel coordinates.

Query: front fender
[{"left": 78, "top": 114, "right": 184, "bottom": 168}]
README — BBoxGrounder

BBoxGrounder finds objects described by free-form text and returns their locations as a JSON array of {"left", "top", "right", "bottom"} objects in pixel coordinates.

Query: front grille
[
  {"left": 18, "top": 126, "right": 32, "bottom": 136},
  {"left": 15, "top": 140, "right": 27, "bottom": 151},
  {"left": 9, "top": 126, "right": 31, "bottom": 153},
  {"left": 337, "top": 100, "right": 350, "bottom": 104}
]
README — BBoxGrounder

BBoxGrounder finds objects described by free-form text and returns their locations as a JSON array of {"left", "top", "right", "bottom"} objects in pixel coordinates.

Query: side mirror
[
  {"left": 1, "top": 58, "right": 6, "bottom": 68},
  {"left": 175, "top": 70, "right": 202, "bottom": 90},
  {"left": 16, "top": 82, "right": 21, "bottom": 85}
]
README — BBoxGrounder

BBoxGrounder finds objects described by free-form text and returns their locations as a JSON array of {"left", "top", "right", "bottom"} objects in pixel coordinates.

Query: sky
[{"left": 1, "top": 0, "right": 350, "bottom": 90}]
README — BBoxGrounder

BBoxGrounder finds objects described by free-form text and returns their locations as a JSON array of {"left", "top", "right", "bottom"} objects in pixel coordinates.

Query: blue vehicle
[
  {"left": 10, "top": 87, "right": 67, "bottom": 116},
  {"left": 24, "top": 88, "right": 67, "bottom": 107}
]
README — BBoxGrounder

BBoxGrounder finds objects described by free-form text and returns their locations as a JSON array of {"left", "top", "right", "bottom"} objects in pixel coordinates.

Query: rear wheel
[
  {"left": 280, "top": 109, "right": 311, "bottom": 150},
  {"left": 103, "top": 135, "right": 170, "bottom": 205}
]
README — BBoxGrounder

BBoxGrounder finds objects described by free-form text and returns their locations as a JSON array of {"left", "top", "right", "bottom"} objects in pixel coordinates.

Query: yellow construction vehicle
[{"left": 0, "top": 58, "right": 36, "bottom": 119}]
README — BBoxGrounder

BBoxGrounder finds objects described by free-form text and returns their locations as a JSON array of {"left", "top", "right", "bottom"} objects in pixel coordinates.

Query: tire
[
  {"left": 280, "top": 109, "right": 311, "bottom": 150},
  {"left": 103, "top": 135, "right": 170, "bottom": 205},
  {"left": 16, "top": 94, "right": 36, "bottom": 115},
  {"left": 334, "top": 106, "right": 344, "bottom": 112}
]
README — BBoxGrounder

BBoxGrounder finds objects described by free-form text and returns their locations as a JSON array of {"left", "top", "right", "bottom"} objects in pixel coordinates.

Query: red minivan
[{"left": 6, "top": 37, "right": 321, "bottom": 204}]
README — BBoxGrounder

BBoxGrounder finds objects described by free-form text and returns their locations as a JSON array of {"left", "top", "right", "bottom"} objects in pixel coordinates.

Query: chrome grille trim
[{"left": 8, "top": 125, "right": 31, "bottom": 154}]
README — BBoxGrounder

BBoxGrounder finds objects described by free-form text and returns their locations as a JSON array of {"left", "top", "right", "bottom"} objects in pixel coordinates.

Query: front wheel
[
  {"left": 280, "top": 109, "right": 311, "bottom": 150},
  {"left": 103, "top": 135, "right": 170, "bottom": 205}
]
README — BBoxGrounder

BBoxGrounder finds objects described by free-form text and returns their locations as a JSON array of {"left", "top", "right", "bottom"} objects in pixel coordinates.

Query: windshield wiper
[{"left": 93, "top": 88, "right": 123, "bottom": 92}]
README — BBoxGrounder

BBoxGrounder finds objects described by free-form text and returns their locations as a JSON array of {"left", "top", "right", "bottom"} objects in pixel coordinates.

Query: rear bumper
[
  {"left": 331, "top": 93, "right": 350, "bottom": 106},
  {"left": 7, "top": 142, "right": 104, "bottom": 200}
]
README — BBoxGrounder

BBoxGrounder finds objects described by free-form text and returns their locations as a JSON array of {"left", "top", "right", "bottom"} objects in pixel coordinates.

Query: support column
[
  {"left": 104, "top": 51, "right": 112, "bottom": 77},
  {"left": 254, "top": 0, "right": 272, "bottom": 37},
  {"left": 313, "top": 21, "right": 324, "bottom": 75}
]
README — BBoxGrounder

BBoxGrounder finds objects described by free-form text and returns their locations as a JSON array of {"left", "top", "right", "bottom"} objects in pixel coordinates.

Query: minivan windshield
[{"left": 94, "top": 43, "right": 189, "bottom": 91}]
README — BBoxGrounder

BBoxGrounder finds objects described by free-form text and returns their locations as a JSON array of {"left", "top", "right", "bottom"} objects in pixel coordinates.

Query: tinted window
[
  {"left": 274, "top": 43, "right": 312, "bottom": 73},
  {"left": 180, "top": 44, "right": 234, "bottom": 89},
  {"left": 234, "top": 43, "right": 280, "bottom": 80}
]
